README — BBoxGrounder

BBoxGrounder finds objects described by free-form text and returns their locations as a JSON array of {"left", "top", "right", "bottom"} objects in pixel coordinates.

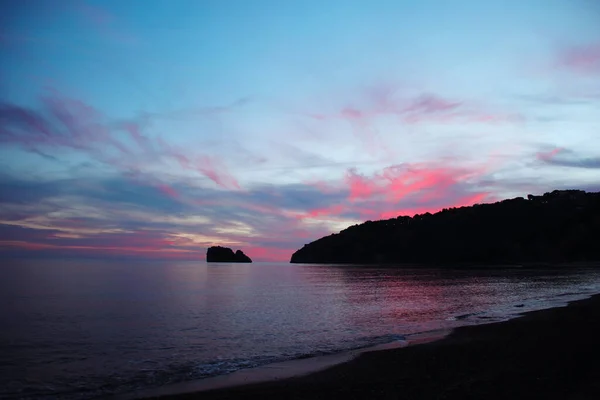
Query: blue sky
[{"left": 1, "top": 0, "right": 599, "bottom": 261}]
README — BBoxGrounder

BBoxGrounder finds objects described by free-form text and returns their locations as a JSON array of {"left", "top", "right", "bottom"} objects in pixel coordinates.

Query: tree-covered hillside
[{"left": 290, "top": 190, "right": 600, "bottom": 265}]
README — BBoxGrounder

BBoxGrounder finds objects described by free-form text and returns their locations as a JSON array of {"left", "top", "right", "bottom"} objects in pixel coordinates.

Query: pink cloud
[
  {"left": 345, "top": 169, "right": 376, "bottom": 200},
  {"left": 1, "top": 91, "right": 242, "bottom": 190},
  {"left": 557, "top": 42, "right": 600, "bottom": 75},
  {"left": 301, "top": 161, "right": 492, "bottom": 223},
  {"left": 44, "top": 93, "right": 135, "bottom": 156},
  {"left": 121, "top": 122, "right": 155, "bottom": 154},
  {"left": 197, "top": 156, "right": 241, "bottom": 190},
  {"left": 301, "top": 204, "right": 346, "bottom": 219},
  {"left": 345, "top": 163, "right": 486, "bottom": 204},
  {"left": 1, "top": 92, "right": 136, "bottom": 162},
  {"left": 306, "top": 91, "right": 522, "bottom": 126},
  {"left": 341, "top": 107, "right": 365, "bottom": 119},
  {"left": 403, "top": 94, "right": 462, "bottom": 114},
  {"left": 0, "top": 158, "right": 494, "bottom": 262},
  {"left": 378, "top": 192, "right": 489, "bottom": 219},
  {"left": 157, "top": 138, "right": 240, "bottom": 190},
  {"left": 157, "top": 184, "right": 179, "bottom": 199},
  {"left": 537, "top": 147, "right": 565, "bottom": 162},
  {"left": 241, "top": 203, "right": 284, "bottom": 215}
]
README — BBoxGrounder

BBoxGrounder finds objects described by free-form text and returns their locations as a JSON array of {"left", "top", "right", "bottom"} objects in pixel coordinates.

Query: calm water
[{"left": 2, "top": 259, "right": 600, "bottom": 399}]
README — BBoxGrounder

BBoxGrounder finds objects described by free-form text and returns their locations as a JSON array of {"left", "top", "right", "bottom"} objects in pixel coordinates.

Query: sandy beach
[{"left": 142, "top": 293, "right": 600, "bottom": 400}]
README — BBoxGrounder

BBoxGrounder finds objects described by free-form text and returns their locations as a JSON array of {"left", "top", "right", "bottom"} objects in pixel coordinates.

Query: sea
[{"left": 2, "top": 258, "right": 600, "bottom": 399}]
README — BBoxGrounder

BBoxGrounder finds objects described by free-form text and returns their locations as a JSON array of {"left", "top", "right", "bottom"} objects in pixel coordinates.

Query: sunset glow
[{"left": 1, "top": 0, "right": 599, "bottom": 261}]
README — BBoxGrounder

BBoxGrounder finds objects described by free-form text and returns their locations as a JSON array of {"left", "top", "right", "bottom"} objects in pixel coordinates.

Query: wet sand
[{"left": 144, "top": 294, "right": 600, "bottom": 400}]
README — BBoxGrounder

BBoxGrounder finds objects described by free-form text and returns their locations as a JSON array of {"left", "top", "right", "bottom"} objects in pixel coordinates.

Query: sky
[{"left": 0, "top": 0, "right": 599, "bottom": 262}]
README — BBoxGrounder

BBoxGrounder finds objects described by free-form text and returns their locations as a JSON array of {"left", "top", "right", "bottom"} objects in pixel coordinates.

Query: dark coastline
[
  {"left": 289, "top": 261, "right": 600, "bottom": 269},
  {"left": 148, "top": 293, "right": 600, "bottom": 400},
  {"left": 290, "top": 190, "right": 600, "bottom": 265}
]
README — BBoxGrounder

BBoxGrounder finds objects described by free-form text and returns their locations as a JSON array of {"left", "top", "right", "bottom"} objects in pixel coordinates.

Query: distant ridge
[
  {"left": 207, "top": 246, "right": 252, "bottom": 263},
  {"left": 290, "top": 190, "right": 600, "bottom": 265}
]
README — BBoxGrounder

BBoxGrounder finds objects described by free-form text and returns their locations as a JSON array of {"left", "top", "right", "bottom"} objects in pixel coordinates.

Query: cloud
[
  {"left": 0, "top": 94, "right": 133, "bottom": 160},
  {"left": 515, "top": 93, "right": 597, "bottom": 106},
  {"left": 157, "top": 138, "right": 241, "bottom": 189},
  {"left": 537, "top": 147, "right": 566, "bottom": 162},
  {"left": 0, "top": 156, "right": 500, "bottom": 262},
  {"left": 300, "top": 88, "right": 524, "bottom": 160},
  {"left": 0, "top": 172, "right": 345, "bottom": 261},
  {"left": 556, "top": 42, "right": 600, "bottom": 75},
  {"left": 0, "top": 224, "right": 204, "bottom": 259},
  {"left": 307, "top": 90, "right": 523, "bottom": 126},
  {"left": 0, "top": 174, "right": 63, "bottom": 204},
  {"left": 537, "top": 147, "right": 600, "bottom": 169},
  {"left": 6, "top": 131, "right": 591, "bottom": 262},
  {"left": 377, "top": 192, "right": 490, "bottom": 220},
  {"left": 404, "top": 94, "right": 462, "bottom": 114},
  {"left": 0, "top": 84, "right": 585, "bottom": 262},
  {"left": 345, "top": 169, "right": 376, "bottom": 200},
  {"left": 0, "top": 91, "right": 243, "bottom": 189},
  {"left": 346, "top": 162, "right": 486, "bottom": 203},
  {"left": 293, "top": 160, "right": 493, "bottom": 223},
  {"left": 156, "top": 184, "right": 179, "bottom": 199},
  {"left": 4, "top": 3, "right": 600, "bottom": 266}
]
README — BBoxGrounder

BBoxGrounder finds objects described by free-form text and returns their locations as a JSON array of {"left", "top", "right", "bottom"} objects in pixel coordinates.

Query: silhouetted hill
[
  {"left": 207, "top": 246, "right": 252, "bottom": 263},
  {"left": 290, "top": 190, "right": 600, "bottom": 265}
]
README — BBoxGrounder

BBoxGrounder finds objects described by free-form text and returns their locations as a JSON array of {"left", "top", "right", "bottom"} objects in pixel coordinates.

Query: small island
[
  {"left": 207, "top": 246, "right": 252, "bottom": 263},
  {"left": 290, "top": 189, "right": 600, "bottom": 265}
]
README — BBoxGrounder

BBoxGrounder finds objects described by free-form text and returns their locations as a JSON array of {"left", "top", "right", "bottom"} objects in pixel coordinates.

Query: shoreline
[
  {"left": 111, "top": 290, "right": 595, "bottom": 400},
  {"left": 112, "top": 329, "right": 452, "bottom": 400},
  {"left": 139, "top": 292, "right": 600, "bottom": 400}
]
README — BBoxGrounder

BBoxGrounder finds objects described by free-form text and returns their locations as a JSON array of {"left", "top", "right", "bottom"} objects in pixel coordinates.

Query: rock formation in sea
[
  {"left": 290, "top": 190, "right": 600, "bottom": 265},
  {"left": 207, "top": 246, "right": 253, "bottom": 263}
]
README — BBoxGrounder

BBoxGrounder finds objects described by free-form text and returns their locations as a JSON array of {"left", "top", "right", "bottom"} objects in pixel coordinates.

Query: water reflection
[{"left": 1, "top": 260, "right": 599, "bottom": 399}]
